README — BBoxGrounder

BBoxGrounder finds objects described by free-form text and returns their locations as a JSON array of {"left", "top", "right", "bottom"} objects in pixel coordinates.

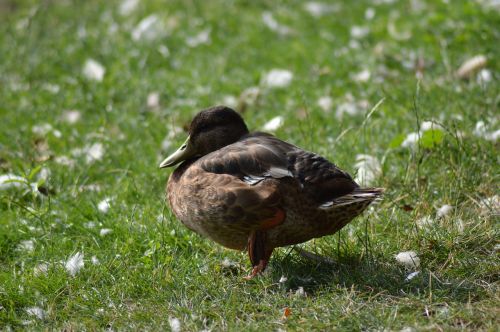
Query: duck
[{"left": 159, "top": 105, "right": 383, "bottom": 278}]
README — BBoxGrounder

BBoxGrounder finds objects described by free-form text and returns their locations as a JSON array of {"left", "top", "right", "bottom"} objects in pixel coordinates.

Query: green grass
[{"left": 1, "top": 0, "right": 499, "bottom": 330}]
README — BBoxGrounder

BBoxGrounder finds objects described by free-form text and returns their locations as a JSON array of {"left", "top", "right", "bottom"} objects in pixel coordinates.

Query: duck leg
[
  {"left": 245, "top": 230, "right": 274, "bottom": 279},
  {"left": 244, "top": 208, "right": 284, "bottom": 279}
]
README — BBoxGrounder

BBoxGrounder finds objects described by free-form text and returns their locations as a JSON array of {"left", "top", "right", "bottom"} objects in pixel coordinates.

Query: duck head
[{"left": 159, "top": 106, "right": 249, "bottom": 168}]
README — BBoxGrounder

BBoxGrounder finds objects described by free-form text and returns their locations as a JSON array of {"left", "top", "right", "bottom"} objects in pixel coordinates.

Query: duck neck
[{"left": 170, "top": 158, "right": 198, "bottom": 182}]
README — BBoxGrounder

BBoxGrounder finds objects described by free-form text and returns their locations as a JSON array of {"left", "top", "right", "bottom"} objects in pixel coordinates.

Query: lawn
[{"left": 0, "top": 0, "right": 499, "bottom": 330}]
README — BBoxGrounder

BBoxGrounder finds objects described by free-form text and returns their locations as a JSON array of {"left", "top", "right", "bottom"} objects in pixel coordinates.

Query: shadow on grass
[{"left": 269, "top": 251, "right": 485, "bottom": 303}]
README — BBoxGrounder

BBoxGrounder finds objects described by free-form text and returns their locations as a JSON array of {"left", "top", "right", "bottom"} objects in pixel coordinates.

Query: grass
[{"left": 0, "top": 0, "right": 499, "bottom": 330}]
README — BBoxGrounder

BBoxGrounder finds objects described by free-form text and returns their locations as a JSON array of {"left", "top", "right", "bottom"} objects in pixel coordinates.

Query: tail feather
[{"left": 319, "top": 187, "right": 384, "bottom": 209}]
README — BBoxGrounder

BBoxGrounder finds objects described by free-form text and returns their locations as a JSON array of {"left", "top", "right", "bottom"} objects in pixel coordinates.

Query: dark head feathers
[
  {"left": 189, "top": 106, "right": 249, "bottom": 156},
  {"left": 189, "top": 106, "right": 248, "bottom": 136}
]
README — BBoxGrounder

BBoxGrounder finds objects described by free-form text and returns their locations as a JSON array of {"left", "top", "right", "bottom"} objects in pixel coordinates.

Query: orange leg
[
  {"left": 244, "top": 230, "right": 274, "bottom": 279},
  {"left": 244, "top": 208, "right": 284, "bottom": 279}
]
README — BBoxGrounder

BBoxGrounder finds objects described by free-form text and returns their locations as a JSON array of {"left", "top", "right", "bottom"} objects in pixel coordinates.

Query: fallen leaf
[
  {"left": 282, "top": 307, "right": 291, "bottom": 320},
  {"left": 456, "top": 55, "right": 487, "bottom": 79},
  {"left": 401, "top": 204, "right": 414, "bottom": 212}
]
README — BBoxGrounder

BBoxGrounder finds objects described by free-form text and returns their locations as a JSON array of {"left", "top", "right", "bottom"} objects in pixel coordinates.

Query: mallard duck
[{"left": 159, "top": 106, "right": 383, "bottom": 277}]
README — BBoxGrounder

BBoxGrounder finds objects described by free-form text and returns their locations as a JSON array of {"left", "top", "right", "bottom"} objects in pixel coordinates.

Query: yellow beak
[{"left": 158, "top": 136, "right": 195, "bottom": 168}]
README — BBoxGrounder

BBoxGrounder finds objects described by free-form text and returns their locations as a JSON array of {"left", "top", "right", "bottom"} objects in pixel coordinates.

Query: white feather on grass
[
  {"left": 262, "top": 116, "right": 284, "bottom": 132},
  {"left": 65, "top": 252, "right": 84, "bottom": 276},
  {"left": 261, "top": 69, "right": 293, "bottom": 88},
  {"left": 98, "top": 198, "right": 112, "bottom": 214},
  {"left": 168, "top": 317, "right": 181, "bottom": 332},
  {"left": 395, "top": 251, "right": 420, "bottom": 269},
  {"left": 82, "top": 59, "right": 105, "bottom": 82},
  {"left": 436, "top": 204, "right": 453, "bottom": 218},
  {"left": 354, "top": 154, "right": 381, "bottom": 186},
  {"left": 26, "top": 307, "right": 46, "bottom": 320}
]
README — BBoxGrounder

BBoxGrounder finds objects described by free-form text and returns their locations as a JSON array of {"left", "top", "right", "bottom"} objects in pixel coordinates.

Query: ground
[{"left": 0, "top": 0, "right": 499, "bottom": 330}]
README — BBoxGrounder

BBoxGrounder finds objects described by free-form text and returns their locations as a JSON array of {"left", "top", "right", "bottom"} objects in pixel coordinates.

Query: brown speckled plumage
[{"left": 161, "top": 106, "right": 383, "bottom": 277}]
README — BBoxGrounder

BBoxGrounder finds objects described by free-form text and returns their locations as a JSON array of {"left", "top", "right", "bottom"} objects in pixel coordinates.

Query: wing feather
[{"left": 199, "top": 133, "right": 359, "bottom": 204}]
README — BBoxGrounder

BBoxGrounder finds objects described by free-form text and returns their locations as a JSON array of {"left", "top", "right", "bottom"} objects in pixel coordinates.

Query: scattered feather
[
  {"left": 354, "top": 154, "right": 381, "bottom": 186},
  {"left": 350, "top": 26, "right": 369, "bottom": 39},
  {"left": 82, "top": 59, "right": 105, "bottom": 82},
  {"left": 477, "top": 68, "right": 492, "bottom": 84},
  {"left": 400, "top": 327, "right": 417, "bottom": 332},
  {"left": 262, "top": 69, "right": 293, "bottom": 88},
  {"left": 405, "top": 271, "right": 420, "bottom": 281},
  {"left": 352, "top": 69, "right": 371, "bottom": 82},
  {"left": 61, "top": 110, "right": 81, "bottom": 124},
  {"left": 221, "top": 257, "right": 238, "bottom": 268},
  {"left": 222, "top": 95, "right": 238, "bottom": 109},
  {"left": 456, "top": 218, "right": 465, "bottom": 233},
  {"left": 401, "top": 132, "right": 421, "bottom": 148},
  {"left": 91, "top": 256, "right": 100, "bottom": 265},
  {"left": 295, "top": 286, "right": 306, "bottom": 297},
  {"left": 38, "top": 167, "right": 51, "bottom": 181},
  {"left": 65, "top": 252, "right": 84, "bottom": 276},
  {"left": 86, "top": 143, "right": 105, "bottom": 163},
  {"left": 317, "top": 96, "right": 333, "bottom": 112},
  {"left": 303, "top": 2, "right": 338, "bottom": 17},
  {"left": 456, "top": 55, "right": 487, "bottom": 79},
  {"left": 387, "top": 20, "right": 412, "bottom": 41},
  {"left": 420, "top": 121, "right": 442, "bottom": 131},
  {"left": 100, "top": 228, "right": 113, "bottom": 236},
  {"left": 395, "top": 251, "right": 420, "bottom": 269},
  {"left": 335, "top": 101, "right": 359, "bottom": 119},
  {"left": 97, "top": 198, "right": 112, "bottom": 214},
  {"left": 262, "top": 116, "right": 284, "bottom": 132},
  {"left": 0, "top": 174, "right": 27, "bottom": 190},
  {"left": 186, "top": 28, "right": 211, "bottom": 47},
  {"left": 79, "top": 184, "right": 102, "bottom": 192},
  {"left": 54, "top": 156, "right": 76, "bottom": 167},
  {"left": 119, "top": 0, "right": 139, "bottom": 16},
  {"left": 473, "top": 121, "right": 488, "bottom": 137},
  {"left": 34, "top": 263, "right": 49, "bottom": 276},
  {"left": 132, "top": 15, "right": 162, "bottom": 41},
  {"left": 416, "top": 216, "right": 434, "bottom": 229},
  {"left": 17, "top": 240, "right": 35, "bottom": 252},
  {"left": 0, "top": 174, "right": 38, "bottom": 194},
  {"left": 42, "top": 83, "right": 60, "bottom": 94},
  {"left": 147, "top": 92, "right": 160, "bottom": 109},
  {"left": 478, "top": 195, "right": 499, "bottom": 215},
  {"left": 158, "top": 44, "right": 170, "bottom": 57},
  {"left": 365, "top": 7, "right": 376, "bottom": 20},
  {"left": 53, "top": 129, "right": 62, "bottom": 138},
  {"left": 473, "top": 121, "right": 499, "bottom": 141},
  {"left": 32, "top": 123, "right": 53, "bottom": 136},
  {"left": 401, "top": 121, "right": 444, "bottom": 149},
  {"left": 279, "top": 275, "right": 288, "bottom": 283},
  {"left": 334, "top": 94, "right": 369, "bottom": 119},
  {"left": 262, "top": 12, "right": 292, "bottom": 36},
  {"left": 168, "top": 317, "right": 181, "bottom": 332},
  {"left": 26, "top": 307, "right": 46, "bottom": 320},
  {"left": 476, "top": 0, "right": 500, "bottom": 10},
  {"left": 436, "top": 204, "right": 453, "bottom": 218},
  {"left": 84, "top": 221, "right": 97, "bottom": 229}
]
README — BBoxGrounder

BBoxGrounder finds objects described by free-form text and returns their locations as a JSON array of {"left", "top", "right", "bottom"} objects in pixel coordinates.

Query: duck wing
[{"left": 199, "top": 133, "right": 358, "bottom": 204}]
